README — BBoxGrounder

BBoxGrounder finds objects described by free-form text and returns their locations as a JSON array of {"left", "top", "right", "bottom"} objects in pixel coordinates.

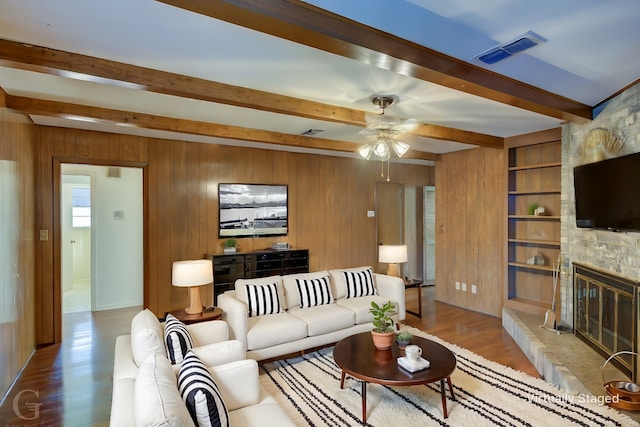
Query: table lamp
[
  {"left": 378, "top": 245, "right": 407, "bottom": 278},
  {"left": 172, "top": 259, "right": 213, "bottom": 315}
]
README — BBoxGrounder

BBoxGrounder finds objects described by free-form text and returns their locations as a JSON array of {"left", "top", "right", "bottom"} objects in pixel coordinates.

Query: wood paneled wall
[
  {"left": 35, "top": 127, "right": 433, "bottom": 344},
  {"left": 0, "top": 107, "right": 37, "bottom": 400},
  {"left": 435, "top": 147, "right": 505, "bottom": 317}
]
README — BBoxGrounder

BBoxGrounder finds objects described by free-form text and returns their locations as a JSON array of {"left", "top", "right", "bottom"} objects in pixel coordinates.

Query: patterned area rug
[{"left": 259, "top": 327, "right": 638, "bottom": 426}]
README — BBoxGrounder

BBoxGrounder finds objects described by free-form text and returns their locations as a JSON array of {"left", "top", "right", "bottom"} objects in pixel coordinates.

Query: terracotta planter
[{"left": 371, "top": 330, "right": 395, "bottom": 350}]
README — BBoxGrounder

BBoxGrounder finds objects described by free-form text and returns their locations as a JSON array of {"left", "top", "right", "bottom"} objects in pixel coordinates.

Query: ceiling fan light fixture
[
  {"left": 358, "top": 144, "right": 373, "bottom": 160},
  {"left": 357, "top": 95, "right": 415, "bottom": 179},
  {"left": 373, "top": 141, "right": 390, "bottom": 160},
  {"left": 391, "top": 140, "right": 410, "bottom": 158}
]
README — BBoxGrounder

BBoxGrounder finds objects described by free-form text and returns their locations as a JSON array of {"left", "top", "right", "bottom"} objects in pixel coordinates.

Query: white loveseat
[
  {"left": 110, "top": 309, "right": 295, "bottom": 427},
  {"left": 218, "top": 266, "right": 406, "bottom": 361}
]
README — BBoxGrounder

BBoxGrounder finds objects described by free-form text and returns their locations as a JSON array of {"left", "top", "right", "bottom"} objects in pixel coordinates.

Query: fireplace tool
[
  {"left": 539, "top": 253, "right": 561, "bottom": 335},
  {"left": 602, "top": 351, "right": 640, "bottom": 411}
]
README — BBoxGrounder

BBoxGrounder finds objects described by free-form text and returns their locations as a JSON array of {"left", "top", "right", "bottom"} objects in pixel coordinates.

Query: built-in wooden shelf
[
  {"left": 505, "top": 133, "right": 561, "bottom": 314},
  {"left": 508, "top": 215, "right": 561, "bottom": 220},
  {"left": 508, "top": 162, "right": 561, "bottom": 171},
  {"left": 508, "top": 189, "right": 561, "bottom": 195},
  {"left": 508, "top": 261, "right": 557, "bottom": 272},
  {"left": 508, "top": 238, "right": 560, "bottom": 246}
]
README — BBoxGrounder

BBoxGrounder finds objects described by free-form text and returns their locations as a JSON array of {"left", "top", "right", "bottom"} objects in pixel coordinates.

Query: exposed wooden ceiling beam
[
  {"left": 158, "top": 0, "right": 592, "bottom": 123},
  {"left": 0, "top": 39, "right": 501, "bottom": 149},
  {"left": 4, "top": 95, "right": 438, "bottom": 161}
]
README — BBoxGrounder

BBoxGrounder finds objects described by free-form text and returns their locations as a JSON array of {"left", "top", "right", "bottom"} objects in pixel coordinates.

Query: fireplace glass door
[{"left": 574, "top": 264, "right": 636, "bottom": 378}]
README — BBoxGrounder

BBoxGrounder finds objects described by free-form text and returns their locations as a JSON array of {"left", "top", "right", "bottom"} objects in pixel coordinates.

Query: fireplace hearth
[{"left": 573, "top": 263, "right": 638, "bottom": 380}]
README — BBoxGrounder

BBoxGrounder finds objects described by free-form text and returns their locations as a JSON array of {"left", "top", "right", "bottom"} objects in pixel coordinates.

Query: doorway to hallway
[
  {"left": 61, "top": 174, "right": 92, "bottom": 313},
  {"left": 60, "top": 164, "right": 144, "bottom": 316},
  {"left": 423, "top": 185, "right": 435, "bottom": 285}
]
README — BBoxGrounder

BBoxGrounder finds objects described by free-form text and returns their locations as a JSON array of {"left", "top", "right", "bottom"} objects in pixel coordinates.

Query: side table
[
  {"left": 404, "top": 279, "right": 423, "bottom": 318},
  {"left": 166, "top": 306, "right": 223, "bottom": 325}
]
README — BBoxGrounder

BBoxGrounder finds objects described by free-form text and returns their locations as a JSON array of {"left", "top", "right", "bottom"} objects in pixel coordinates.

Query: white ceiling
[{"left": 0, "top": 0, "right": 638, "bottom": 162}]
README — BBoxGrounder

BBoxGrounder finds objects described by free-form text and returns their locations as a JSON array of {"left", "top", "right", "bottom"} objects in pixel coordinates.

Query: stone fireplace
[
  {"left": 573, "top": 263, "right": 637, "bottom": 380},
  {"left": 557, "top": 83, "right": 640, "bottom": 381}
]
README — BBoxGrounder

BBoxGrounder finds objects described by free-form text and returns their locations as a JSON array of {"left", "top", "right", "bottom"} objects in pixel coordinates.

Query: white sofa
[
  {"left": 110, "top": 309, "right": 295, "bottom": 427},
  {"left": 218, "top": 266, "right": 406, "bottom": 361}
]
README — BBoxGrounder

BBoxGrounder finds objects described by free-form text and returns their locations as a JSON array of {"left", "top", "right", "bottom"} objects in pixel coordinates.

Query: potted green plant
[
  {"left": 527, "top": 202, "right": 539, "bottom": 216},
  {"left": 369, "top": 301, "right": 396, "bottom": 350},
  {"left": 396, "top": 330, "right": 413, "bottom": 349},
  {"left": 223, "top": 238, "right": 238, "bottom": 254}
]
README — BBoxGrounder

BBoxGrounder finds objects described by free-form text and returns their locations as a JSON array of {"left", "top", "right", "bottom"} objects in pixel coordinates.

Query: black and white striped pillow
[
  {"left": 164, "top": 313, "right": 193, "bottom": 364},
  {"left": 344, "top": 268, "right": 377, "bottom": 298},
  {"left": 296, "top": 276, "right": 334, "bottom": 308},
  {"left": 245, "top": 283, "right": 281, "bottom": 317},
  {"left": 178, "top": 350, "right": 229, "bottom": 427}
]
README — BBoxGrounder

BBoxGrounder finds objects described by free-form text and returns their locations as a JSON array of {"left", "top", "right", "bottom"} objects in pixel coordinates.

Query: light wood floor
[{"left": 0, "top": 287, "right": 539, "bottom": 426}]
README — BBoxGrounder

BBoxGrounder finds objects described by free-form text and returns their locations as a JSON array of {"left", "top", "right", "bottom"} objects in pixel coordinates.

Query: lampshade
[
  {"left": 172, "top": 260, "right": 213, "bottom": 287},
  {"left": 378, "top": 245, "right": 407, "bottom": 278},
  {"left": 172, "top": 259, "right": 213, "bottom": 315},
  {"left": 378, "top": 245, "right": 408, "bottom": 264}
]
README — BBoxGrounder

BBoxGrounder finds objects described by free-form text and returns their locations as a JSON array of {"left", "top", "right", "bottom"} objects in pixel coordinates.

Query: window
[{"left": 72, "top": 187, "right": 91, "bottom": 228}]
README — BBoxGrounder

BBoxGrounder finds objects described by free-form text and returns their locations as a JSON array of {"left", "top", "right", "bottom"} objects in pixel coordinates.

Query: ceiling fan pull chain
[{"left": 386, "top": 159, "right": 391, "bottom": 182}]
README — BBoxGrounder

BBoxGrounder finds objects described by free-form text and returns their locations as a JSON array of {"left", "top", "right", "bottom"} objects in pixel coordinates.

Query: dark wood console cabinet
[{"left": 209, "top": 249, "right": 309, "bottom": 302}]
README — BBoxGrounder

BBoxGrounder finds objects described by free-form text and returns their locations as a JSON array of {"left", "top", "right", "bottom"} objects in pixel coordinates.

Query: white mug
[{"left": 405, "top": 344, "right": 422, "bottom": 361}]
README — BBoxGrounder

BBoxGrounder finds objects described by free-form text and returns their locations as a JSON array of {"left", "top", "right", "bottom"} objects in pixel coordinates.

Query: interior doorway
[
  {"left": 60, "top": 164, "right": 144, "bottom": 316},
  {"left": 61, "top": 174, "right": 92, "bottom": 313},
  {"left": 375, "top": 181, "right": 404, "bottom": 274},
  {"left": 423, "top": 186, "right": 436, "bottom": 285}
]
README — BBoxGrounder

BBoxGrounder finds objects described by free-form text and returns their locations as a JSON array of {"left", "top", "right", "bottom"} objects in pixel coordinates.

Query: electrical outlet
[
  {"left": 461, "top": 282, "right": 467, "bottom": 292},
  {"left": 367, "top": 210, "right": 375, "bottom": 218},
  {"left": 455, "top": 281, "right": 460, "bottom": 290},
  {"left": 39, "top": 229, "right": 49, "bottom": 241},
  {"left": 471, "top": 284, "right": 477, "bottom": 294}
]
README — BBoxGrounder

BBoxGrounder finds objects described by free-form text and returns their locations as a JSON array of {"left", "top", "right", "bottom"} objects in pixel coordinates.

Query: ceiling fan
[{"left": 357, "top": 95, "right": 419, "bottom": 162}]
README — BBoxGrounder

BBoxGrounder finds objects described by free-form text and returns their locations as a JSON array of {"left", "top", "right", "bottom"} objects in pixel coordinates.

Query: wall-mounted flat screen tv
[
  {"left": 574, "top": 152, "right": 640, "bottom": 232},
  {"left": 218, "top": 183, "right": 288, "bottom": 238}
]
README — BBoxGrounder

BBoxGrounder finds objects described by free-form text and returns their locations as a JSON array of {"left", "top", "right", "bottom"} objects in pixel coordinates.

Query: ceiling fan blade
[
  {"left": 364, "top": 112, "right": 402, "bottom": 129},
  {"left": 358, "top": 128, "right": 402, "bottom": 137},
  {"left": 395, "top": 118, "right": 420, "bottom": 133},
  {"left": 364, "top": 112, "right": 419, "bottom": 133}
]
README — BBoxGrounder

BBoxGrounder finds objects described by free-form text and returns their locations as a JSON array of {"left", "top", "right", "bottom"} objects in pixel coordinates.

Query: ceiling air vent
[{"left": 474, "top": 31, "right": 547, "bottom": 65}]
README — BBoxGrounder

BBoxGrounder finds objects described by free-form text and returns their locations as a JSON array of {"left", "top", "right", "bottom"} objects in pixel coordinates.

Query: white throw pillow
[
  {"left": 234, "top": 275, "right": 286, "bottom": 311},
  {"left": 164, "top": 313, "right": 194, "bottom": 365},
  {"left": 134, "top": 352, "right": 195, "bottom": 427},
  {"left": 295, "top": 275, "right": 334, "bottom": 308},
  {"left": 282, "top": 270, "right": 330, "bottom": 308},
  {"left": 245, "top": 282, "right": 282, "bottom": 317},
  {"left": 178, "top": 351, "right": 230, "bottom": 427},
  {"left": 130, "top": 308, "right": 165, "bottom": 367},
  {"left": 344, "top": 267, "right": 377, "bottom": 298},
  {"left": 329, "top": 266, "right": 377, "bottom": 299}
]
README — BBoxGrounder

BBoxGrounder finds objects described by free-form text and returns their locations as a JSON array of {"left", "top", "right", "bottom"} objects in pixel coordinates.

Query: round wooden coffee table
[{"left": 333, "top": 332, "right": 456, "bottom": 422}]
